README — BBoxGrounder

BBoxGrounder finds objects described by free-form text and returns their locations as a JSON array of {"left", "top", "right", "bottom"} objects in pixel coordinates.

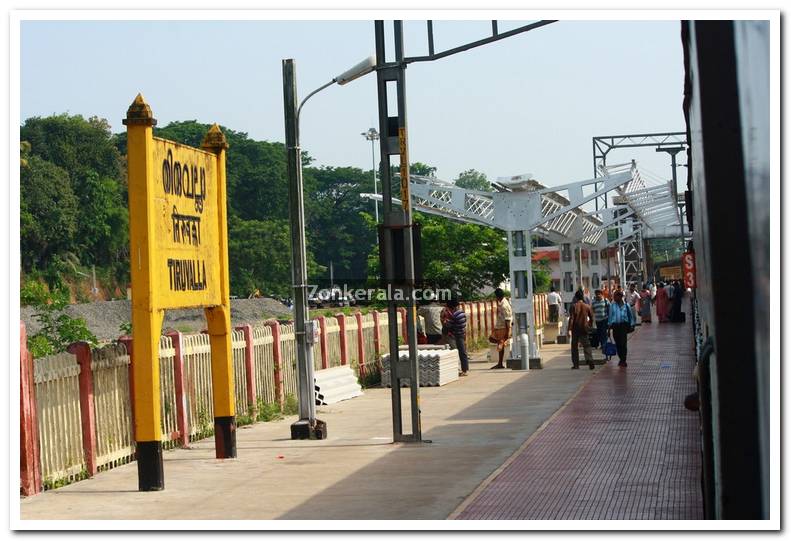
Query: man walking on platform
[
  {"left": 608, "top": 289, "right": 635, "bottom": 367},
  {"left": 591, "top": 289, "right": 610, "bottom": 353},
  {"left": 443, "top": 298, "right": 469, "bottom": 376},
  {"left": 568, "top": 291, "right": 595, "bottom": 370},
  {"left": 489, "top": 288, "right": 512, "bottom": 370}
]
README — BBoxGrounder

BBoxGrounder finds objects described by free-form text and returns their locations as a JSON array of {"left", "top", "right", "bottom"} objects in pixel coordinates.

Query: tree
[
  {"left": 20, "top": 155, "right": 79, "bottom": 271},
  {"left": 26, "top": 283, "right": 97, "bottom": 358},
  {"left": 21, "top": 115, "right": 129, "bottom": 279},
  {"left": 21, "top": 114, "right": 124, "bottom": 183},
  {"left": 409, "top": 162, "right": 437, "bottom": 177},
  {"left": 455, "top": 168, "right": 493, "bottom": 192},
  {"left": 368, "top": 213, "right": 509, "bottom": 299},
  {"left": 532, "top": 256, "right": 553, "bottom": 293},
  {"left": 71, "top": 170, "right": 129, "bottom": 271},
  {"left": 304, "top": 166, "right": 378, "bottom": 284},
  {"left": 228, "top": 217, "right": 323, "bottom": 298}
]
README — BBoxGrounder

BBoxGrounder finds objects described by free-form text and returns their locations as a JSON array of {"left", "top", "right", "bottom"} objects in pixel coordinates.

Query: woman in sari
[
  {"left": 639, "top": 284, "right": 652, "bottom": 323},
  {"left": 655, "top": 281, "right": 670, "bottom": 323}
]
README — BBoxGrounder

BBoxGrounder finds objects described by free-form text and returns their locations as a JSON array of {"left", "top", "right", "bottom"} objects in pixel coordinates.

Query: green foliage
[
  {"left": 359, "top": 362, "right": 382, "bottom": 389},
  {"left": 455, "top": 168, "right": 493, "bottom": 192},
  {"left": 19, "top": 113, "right": 541, "bottom": 308},
  {"left": 236, "top": 407, "right": 256, "bottom": 427},
  {"left": 648, "top": 237, "right": 684, "bottom": 263},
  {"left": 304, "top": 165, "right": 376, "bottom": 283},
  {"left": 532, "top": 256, "right": 553, "bottom": 293},
  {"left": 255, "top": 400, "right": 285, "bottom": 422},
  {"left": 27, "top": 284, "right": 97, "bottom": 358},
  {"left": 43, "top": 469, "right": 89, "bottom": 491},
  {"left": 409, "top": 162, "right": 437, "bottom": 177},
  {"left": 20, "top": 114, "right": 129, "bottom": 284},
  {"left": 72, "top": 170, "right": 129, "bottom": 269},
  {"left": 283, "top": 395, "right": 299, "bottom": 416},
  {"left": 118, "top": 321, "right": 133, "bottom": 335},
  {"left": 20, "top": 155, "right": 79, "bottom": 271},
  {"left": 372, "top": 213, "right": 509, "bottom": 299},
  {"left": 228, "top": 216, "right": 314, "bottom": 298},
  {"left": 20, "top": 279, "right": 50, "bottom": 306},
  {"left": 21, "top": 115, "right": 123, "bottom": 182}
]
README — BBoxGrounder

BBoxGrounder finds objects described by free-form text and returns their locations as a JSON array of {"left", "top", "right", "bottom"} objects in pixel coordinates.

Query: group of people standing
[
  {"left": 417, "top": 289, "right": 513, "bottom": 377},
  {"left": 568, "top": 286, "right": 635, "bottom": 369},
  {"left": 416, "top": 277, "right": 686, "bottom": 377},
  {"left": 653, "top": 280, "right": 686, "bottom": 323},
  {"left": 417, "top": 298, "right": 469, "bottom": 376},
  {"left": 565, "top": 278, "right": 687, "bottom": 369}
]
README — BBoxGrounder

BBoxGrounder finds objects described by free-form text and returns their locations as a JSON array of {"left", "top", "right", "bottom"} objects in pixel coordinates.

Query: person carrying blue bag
[{"left": 608, "top": 289, "right": 635, "bottom": 367}]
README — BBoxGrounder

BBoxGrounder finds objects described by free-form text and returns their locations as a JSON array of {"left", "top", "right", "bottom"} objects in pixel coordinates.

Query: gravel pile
[{"left": 21, "top": 297, "right": 294, "bottom": 343}]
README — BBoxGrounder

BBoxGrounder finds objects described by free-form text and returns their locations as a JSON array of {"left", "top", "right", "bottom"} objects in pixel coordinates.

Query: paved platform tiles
[
  {"left": 21, "top": 341, "right": 597, "bottom": 521},
  {"left": 453, "top": 319, "right": 703, "bottom": 520}
]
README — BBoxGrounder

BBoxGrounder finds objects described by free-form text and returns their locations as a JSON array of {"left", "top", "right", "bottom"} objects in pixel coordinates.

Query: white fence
[{"left": 23, "top": 298, "right": 537, "bottom": 492}]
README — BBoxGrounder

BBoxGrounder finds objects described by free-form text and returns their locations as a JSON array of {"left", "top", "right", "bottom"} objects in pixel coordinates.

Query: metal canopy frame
[
  {"left": 404, "top": 20, "right": 557, "bottom": 64},
  {"left": 364, "top": 161, "right": 677, "bottom": 251},
  {"left": 590, "top": 131, "right": 689, "bottom": 284}
]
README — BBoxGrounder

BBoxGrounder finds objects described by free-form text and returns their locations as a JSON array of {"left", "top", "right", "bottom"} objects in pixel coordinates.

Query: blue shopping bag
[{"left": 604, "top": 340, "right": 617, "bottom": 357}]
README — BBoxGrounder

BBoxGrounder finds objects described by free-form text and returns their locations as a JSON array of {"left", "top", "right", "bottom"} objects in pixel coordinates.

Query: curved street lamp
[
  {"left": 361, "top": 127, "right": 380, "bottom": 223},
  {"left": 282, "top": 55, "right": 376, "bottom": 440}
]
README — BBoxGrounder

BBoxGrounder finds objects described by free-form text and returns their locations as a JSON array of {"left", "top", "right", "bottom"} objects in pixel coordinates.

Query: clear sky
[{"left": 20, "top": 19, "right": 686, "bottom": 187}]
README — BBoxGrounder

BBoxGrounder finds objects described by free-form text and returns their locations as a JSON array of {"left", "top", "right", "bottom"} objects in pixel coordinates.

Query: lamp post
[
  {"left": 361, "top": 128, "right": 380, "bottom": 223},
  {"left": 656, "top": 146, "right": 686, "bottom": 258},
  {"left": 282, "top": 55, "right": 376, "bottom": 440}
]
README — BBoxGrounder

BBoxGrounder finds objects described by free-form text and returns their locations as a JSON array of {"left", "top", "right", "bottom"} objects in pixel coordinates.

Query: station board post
[
  {"left": 200, "top": 126, "right": 237, "bottom": 458},
  {"left": 124, "top": 94, "right": 236, "bottom": 492}
]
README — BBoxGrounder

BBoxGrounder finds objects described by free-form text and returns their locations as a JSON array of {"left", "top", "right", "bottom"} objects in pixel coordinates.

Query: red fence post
[
  {"left": 354, "top": 312, "right": 366, "bottom": 380},
  {"left": 372, "top": 311, "right": 381, "bottom": 356},
  {"left": 467, "top": 302, "right": 476, "bottom": 342},
  {"left": 20, "top": 322, "right": 42, "bottom": 496},
  {"left": 234, "top": 325, "right": 257, "bottom": 414},
  {"left": 398, "top": 307, "right": 408, "bottom": 340},
  {"left": 335, "top": 314, "right": 348, "bottom": 365},
  {"left": 163, "top": 331, "right": 190, "bottom": 447},
  {"left": 490, "top": 300, "right": 496, "bottom": 331},
  {"left": 266, "top": 321, "right": 285, "bottom": 410},
  {"left": 317, "top": 316, "right": 329, "bottom": 369},
  {"left": 477, "top": 302, "right": 483, "bottom": 340},
  {"left": 67, "top": 342, "right": 98, "bottom": 477},
  {"left": 117, "top": 335, "right": 136, "bottom": 440}
]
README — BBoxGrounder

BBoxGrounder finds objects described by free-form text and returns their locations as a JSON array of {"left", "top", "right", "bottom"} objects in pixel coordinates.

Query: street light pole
[
  {"left": 282, "top": 55, "right": 376, "bottom": 440},
  {"left": 656, "top": 146, "right": 686, "bottom": 259},
  {"left": 361, "top": 128, "right": 380, "bottom": 224}
]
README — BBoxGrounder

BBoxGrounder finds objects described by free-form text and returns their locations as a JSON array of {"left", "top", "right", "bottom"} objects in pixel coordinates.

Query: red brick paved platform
[{"left": 453, "top": 318, "right": 703, "bottom": 520}]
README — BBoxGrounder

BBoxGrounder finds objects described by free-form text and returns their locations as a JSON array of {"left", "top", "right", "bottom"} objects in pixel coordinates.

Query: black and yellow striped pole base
[
  {"left": 137, "top": 441, "right": 164, "bottom": 491},
  {"left": 214, "top": 416, "right": 237, "bottom": 458}
]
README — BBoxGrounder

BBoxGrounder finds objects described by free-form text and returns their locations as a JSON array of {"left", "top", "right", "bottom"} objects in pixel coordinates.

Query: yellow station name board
[
  {"left": 153, "top": 138, "right": 222, "bottom": 308},
  {"left": 659, "top": 266, "right": 682, "bottom": 280},
  {"left": 124, "top": 94, "right": 236, "bottom": 487}
]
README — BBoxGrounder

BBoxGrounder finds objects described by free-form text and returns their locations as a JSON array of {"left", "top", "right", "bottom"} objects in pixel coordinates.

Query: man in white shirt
[
  {"left": 417, "top": 301, "right": 443, "bottom": 344},
  {"left": 489, "top": 288, "right": 512, "bottom": 369},
  {"left": 547, "top": 286, "right": 563, "bottom": 323}
]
